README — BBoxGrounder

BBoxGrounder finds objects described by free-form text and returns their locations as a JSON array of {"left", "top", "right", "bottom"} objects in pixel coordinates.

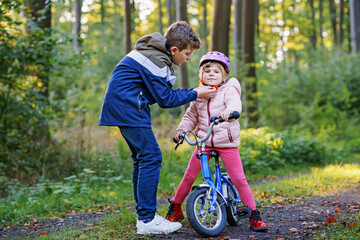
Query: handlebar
[{"left": 174, "top": 111, "right": 240, "bottom": 150}]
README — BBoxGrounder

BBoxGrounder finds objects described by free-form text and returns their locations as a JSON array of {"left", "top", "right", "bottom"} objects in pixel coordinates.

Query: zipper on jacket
[
  {"left": 137, "top": 90, "right": 143, "bottom": 112},
  {"left": 207, "top": 98, "right": 215, "bottom": 147}
]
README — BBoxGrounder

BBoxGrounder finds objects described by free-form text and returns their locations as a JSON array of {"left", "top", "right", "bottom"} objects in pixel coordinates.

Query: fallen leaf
[
  {"left": 290, "top": 227, "right": 298, "bottom": 232},
  {"left": 335, "top": 208, "right": 340, "bottom": 212},
  {"left": 276, "top": 238, "right": 286, "bottom": 240},
  {"left": 326, "top": 217, "right": 337, "bottom": 223},
  {"left": 348, "top": 222, "right": 357, "bottom": 230},
  {"left": 208, "top": 238, "right": 214, "bottom": 240},
  {"left": 40, "top": 232, "right": 48, "bottom": 236}
]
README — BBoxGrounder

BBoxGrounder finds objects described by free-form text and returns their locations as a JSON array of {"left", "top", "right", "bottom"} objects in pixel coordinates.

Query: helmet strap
[{"left": 200, "top": 79, "right": 224, "bottom": 90}]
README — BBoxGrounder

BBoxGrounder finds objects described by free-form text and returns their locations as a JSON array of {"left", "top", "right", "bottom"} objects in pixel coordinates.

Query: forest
[{"left": 1, "top": 0, "right": 360, "bottom": 239}]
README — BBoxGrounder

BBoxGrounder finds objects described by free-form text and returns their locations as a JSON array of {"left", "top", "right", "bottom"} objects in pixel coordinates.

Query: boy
[{"left": 99, "top": 21, "right": 216, "bottom": 235}]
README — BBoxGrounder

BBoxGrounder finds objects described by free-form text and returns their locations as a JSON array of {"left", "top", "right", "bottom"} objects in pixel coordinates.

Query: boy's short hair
[
  {"left": 199, "top": 62, "right": 228, "bottom": 80},
  {"left": 164, "top": 21, "right": 202, "bottom": 51}
]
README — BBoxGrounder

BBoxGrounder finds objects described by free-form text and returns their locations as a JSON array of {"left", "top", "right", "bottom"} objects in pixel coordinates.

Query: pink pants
[{"left": 172, "top": 147, "right": 256, "bottom": 210}]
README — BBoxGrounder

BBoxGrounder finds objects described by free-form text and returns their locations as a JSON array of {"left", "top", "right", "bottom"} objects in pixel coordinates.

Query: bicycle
[{"left": 174, "top": 111, "right": 252, "bottom": 237}]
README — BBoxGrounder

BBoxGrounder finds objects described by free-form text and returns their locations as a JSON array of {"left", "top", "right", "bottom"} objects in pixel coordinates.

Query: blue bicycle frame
[
  {"left": 199, "top": 146, "right": 241, "bottom": 213},
  {"left": 175, "top": 112, "right": 242, "bottom": 214}
]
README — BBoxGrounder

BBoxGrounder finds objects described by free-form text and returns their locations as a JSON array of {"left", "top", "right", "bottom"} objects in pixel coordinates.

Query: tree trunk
[
  {"left": 176, "top": 0, "right": 189, "bottom": 111},
  {"left": 319, "top": 0, "right": 324, "bottom": 46},
  {"left": 309, "top": 0, "right": 317, "bottom": 49},
  {"left": 100, "top": 0, "right": 105, "bottom": 25},
  {"left": 25, "top": 0, "right": 51, "bottom": 100},
  {"left": 350, "top": 0, "right": 360, "bottom": 52},
  {"left": 24, "top": 0, "right": 52, "bottom": 142},
  {"left": 233, "top": 0, "right": 243, "bottom": 77},
  {"left": 347, "top": 0, "right": 352, "bottom": 52},
  {"left": 25, "top": 0, "right": 51, "bottom": 33},
  {"left": 338, "top": 0, "right": 344, "bottom": 45},
  {"left": 167, "top": 0, "right": 174, "bottom": 26},
  {"left": 329, "top": 0, "right": 338, "bottom": 46},
  {"left": 73, "top": 0, "right": 82, "bottom": 52},
  {"left": 210, "top": 0, "right": 231, "bottom": 55},
  {"left": 242, "top": 0, "right": 258, "bottom": 125},
  {"left": 158, "top": 0, "right": 163, "bottom": 34},
  {"left": 201, "top": 0, "right": 208, "bottom": 51},
  {"left": 255, "top": 0, "right": 260, "bottom": 37},
  {"left": 124, "top": 0, "right": 132, "bottom": 54}
]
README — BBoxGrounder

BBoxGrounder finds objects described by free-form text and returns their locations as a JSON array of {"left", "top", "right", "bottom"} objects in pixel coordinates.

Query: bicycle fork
[{"left": 199, "top": 146, "right": 217, "bottom": 213}]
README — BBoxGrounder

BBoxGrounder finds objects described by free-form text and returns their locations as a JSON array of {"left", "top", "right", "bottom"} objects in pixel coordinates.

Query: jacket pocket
[
  {"left": 137, "top": 90, "right": 148, "bottom": 113},
  {"left": 227, "top": 128, "right": 233, "bottom": 143}
]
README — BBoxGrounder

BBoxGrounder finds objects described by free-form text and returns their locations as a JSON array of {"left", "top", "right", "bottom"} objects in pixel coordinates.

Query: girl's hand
[
  {"left": 173, "top": 129, "right": 184, "bottom": 142},
  {"left": 220, "top": 110, "right": 232, "bottom": 121}
]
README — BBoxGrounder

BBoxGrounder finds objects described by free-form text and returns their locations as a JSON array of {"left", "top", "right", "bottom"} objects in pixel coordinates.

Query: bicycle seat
[{"left": 209, "top": 150, "right": 220, "bottom": 158}]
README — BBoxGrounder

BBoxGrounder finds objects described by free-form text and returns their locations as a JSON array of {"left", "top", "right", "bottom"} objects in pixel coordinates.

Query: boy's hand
[
  {"left": 220, "top": 110, "right": 232, "bottom": 121},
  {"left": 194, "top": 86, "right": 216, "bottom": 99}
]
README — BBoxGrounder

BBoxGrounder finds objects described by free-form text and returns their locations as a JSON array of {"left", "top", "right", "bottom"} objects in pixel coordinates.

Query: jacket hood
[
  {"left": 222, "top": 77, "right": 241, "bottom": 96},
  {"left": 134, "top": 32, "right": 173, "bottom": 67}
]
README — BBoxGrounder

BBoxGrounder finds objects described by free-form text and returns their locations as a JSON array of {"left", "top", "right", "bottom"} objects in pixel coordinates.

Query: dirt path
[
  {"left": 1, "top": 186, "right": 359, "bottom": 239},
  {"left": 155, "top": 185, "right": 360, "bottom": 240}
]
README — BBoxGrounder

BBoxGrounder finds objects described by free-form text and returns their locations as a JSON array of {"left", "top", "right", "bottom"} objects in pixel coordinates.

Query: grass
[
  {"left": 1, "top": 131, "right": 358, "bottom": 239},
  {"left": 251, "top": 163, "right": 360, "bottom": 205},
  {"left": 1, "top": 162, "right": 359, "bottom": 239},
  {"left": 317, "top": 215, "right": 360, "bottom": 240}
]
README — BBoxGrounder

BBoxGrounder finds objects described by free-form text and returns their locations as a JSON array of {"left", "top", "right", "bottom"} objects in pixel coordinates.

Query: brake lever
[{"left": 173, "top": 133, "right": 185, "bottom": 150}]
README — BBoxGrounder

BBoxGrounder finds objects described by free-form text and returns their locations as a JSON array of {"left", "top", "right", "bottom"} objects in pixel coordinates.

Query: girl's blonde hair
[{"left": 199, "top": 62, "right": 228, "bottom": 81}]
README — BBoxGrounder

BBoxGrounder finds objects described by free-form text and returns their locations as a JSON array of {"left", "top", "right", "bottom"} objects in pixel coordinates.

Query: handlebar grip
[
  {"left": 229, "top": 111, "right": 240, "bottom": 120},
  {"left": 211, "top": 111, "right": 240, "bottom": 124}
]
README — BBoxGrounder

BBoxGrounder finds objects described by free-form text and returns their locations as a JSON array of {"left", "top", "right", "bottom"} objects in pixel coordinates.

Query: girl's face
[{"left": 201, "top": 65, "right": 225, "bottom": 86}]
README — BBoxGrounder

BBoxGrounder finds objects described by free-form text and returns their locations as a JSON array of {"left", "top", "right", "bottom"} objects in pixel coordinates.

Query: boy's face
[{"left": 171, "top": 45, "right": 194, "bottom": 66}]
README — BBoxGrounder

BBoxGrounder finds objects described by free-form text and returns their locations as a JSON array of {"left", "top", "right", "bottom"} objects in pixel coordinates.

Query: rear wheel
[{"left": 225, "top": 183, "right": 240, "bottom": 226}]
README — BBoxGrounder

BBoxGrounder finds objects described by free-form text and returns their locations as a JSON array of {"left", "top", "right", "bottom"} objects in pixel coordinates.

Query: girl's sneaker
[
  {"left": 249, "top": 209, "right": 268, "bottom": 231},
  {"left": 165, "top": 199, "right": 184, "bottom": 222}
]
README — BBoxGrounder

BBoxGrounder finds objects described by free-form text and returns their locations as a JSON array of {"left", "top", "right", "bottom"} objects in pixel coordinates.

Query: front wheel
[{"left": 186, "top": 187, "right": 227, "bottom": 237}]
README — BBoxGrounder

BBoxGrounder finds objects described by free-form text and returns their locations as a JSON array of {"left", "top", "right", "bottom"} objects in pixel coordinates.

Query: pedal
[{"left": 236, "top": 206, "right": 252, "bottom": 219}]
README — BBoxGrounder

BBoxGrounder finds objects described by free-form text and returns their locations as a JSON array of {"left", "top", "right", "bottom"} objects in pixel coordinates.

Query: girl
[{"left": 165, "top": 51, "right": 268, "bottom": 232}]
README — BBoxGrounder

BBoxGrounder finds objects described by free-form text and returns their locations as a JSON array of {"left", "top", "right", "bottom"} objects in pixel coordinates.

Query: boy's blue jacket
[{"left": 99, "top": 32, "right": 197, "bottom": 128}]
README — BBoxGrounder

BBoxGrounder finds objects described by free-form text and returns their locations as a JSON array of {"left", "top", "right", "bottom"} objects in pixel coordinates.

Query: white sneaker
[{"left": 136, "top": 213, "right": 182, "bottom": 234}]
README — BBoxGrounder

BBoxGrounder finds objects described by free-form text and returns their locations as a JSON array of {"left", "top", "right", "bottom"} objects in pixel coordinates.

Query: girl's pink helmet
[{"left": 199, "top": 51, "right": 230, "bottom": 74}]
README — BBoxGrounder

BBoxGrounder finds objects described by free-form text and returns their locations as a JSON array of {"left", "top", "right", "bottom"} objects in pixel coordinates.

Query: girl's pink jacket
[{"left": 176, "top": 77, "right": 242, "bottom": 148}]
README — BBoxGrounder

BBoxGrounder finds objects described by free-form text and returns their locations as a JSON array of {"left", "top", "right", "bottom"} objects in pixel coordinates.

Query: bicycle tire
[
  {"left": 225, "top": 183, "right": 240, "bottom": 226},
  {"left": 186, "top": 187, "right": 227, "bottom": 237}
]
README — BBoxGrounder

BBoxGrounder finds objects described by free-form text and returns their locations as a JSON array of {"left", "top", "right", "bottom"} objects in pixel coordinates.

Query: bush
[
  {"left": 239, "top": 128, "right": 338, "bottom": 174},
  {"left": 257, "top": 49, "right": 360, "bottom": 148}
]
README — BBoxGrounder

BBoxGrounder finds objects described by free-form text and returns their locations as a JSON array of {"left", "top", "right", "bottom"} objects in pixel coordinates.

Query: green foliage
[
  {"left": 0, "top": 165, "right": 133, "bottom": 224},
  {"left": 0, "top": 0, "right": 85, "bottom": 189},
  {"left": 239, "top": 128, "right": 339, "bottom": 174},
  {"left": 257, "top": 49, "right": 360, "bottom": 151}
]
